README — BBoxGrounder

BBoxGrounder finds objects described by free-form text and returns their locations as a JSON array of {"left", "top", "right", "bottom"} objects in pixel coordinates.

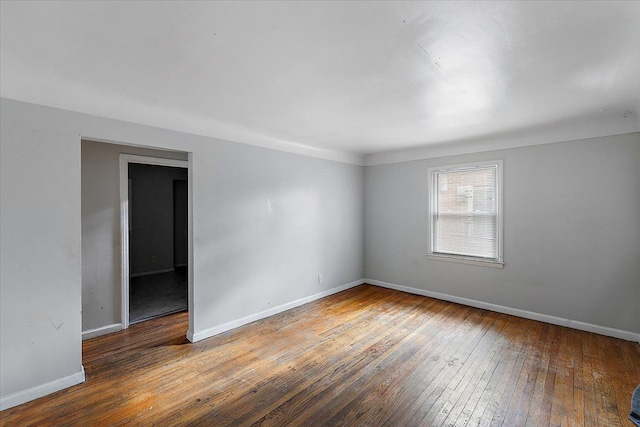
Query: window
[{"left": 428, "top": 160, "right": 504, "bottom": 268}]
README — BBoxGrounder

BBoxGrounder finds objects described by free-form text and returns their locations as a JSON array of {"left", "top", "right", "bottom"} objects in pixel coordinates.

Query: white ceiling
[{"left": 2, "top": 1, "right": 639, "bottom": 164}]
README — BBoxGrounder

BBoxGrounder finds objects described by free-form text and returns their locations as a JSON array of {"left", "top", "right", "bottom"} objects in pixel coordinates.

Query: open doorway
[
  {"left": 128, "top": 163, "right": 188, "bottom": 323},
  {"left": 120, "top": 155, "right": 189, "bottom": 328}
]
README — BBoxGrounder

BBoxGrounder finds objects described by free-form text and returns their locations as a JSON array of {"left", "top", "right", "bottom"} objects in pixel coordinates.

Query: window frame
[{"left": 427, "top": 159, "right": 504, "bottom": 268}]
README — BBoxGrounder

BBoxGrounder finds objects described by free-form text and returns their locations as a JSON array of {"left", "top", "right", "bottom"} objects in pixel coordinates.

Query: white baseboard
[
  {"left": 130, "top": 268, "right": 175, "bottom": 278},
  {"left": 366, "top": 279, "right": 640, "bottom": 343},
  {"left": 82, "top": 323, "right": 122, "bottom": 340},
  {"left": 0, "top": 366, "right": 85, "bottom": 411},
  {"left": 187, "top": 279, "right": 365, "bottom": 342}
]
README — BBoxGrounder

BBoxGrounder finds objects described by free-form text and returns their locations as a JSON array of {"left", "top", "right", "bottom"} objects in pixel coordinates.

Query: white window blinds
[{"left": 431, "top": 163, "right": 499, "bottom": 260}]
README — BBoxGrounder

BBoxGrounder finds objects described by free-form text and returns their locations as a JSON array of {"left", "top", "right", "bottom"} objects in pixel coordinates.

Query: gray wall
[
  {"left": 173, "top": 180, "right": 188, "bottom": 267},
  {"left": 81, "top": 141, "right": 188, "bottom": 332},
  {"left": 364, "top": 132, "right": 640, "bottom": 334},
  {"left": 2, "top": 98, "right": 364, "bottom": 404},
  {"left": 129, "top": 163, "right": 188, "bottom": 276},
  {"left": 191, "top": 139, "right": 364, "bottom": 334},
  {"left": 1, "top": 102, "right": 83, "bottom": 402}
]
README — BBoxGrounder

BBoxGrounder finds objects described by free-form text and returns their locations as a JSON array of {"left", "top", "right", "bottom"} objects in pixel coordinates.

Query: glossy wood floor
[{"left": 2, "top": 285, "right": 638, "bottom": 426}]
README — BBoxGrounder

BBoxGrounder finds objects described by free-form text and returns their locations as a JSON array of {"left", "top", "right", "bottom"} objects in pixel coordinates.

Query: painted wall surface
[
  {"left": 1, "top": 104, "right": 83, "bottom": 400},
  {"left": 2, "top": 98, "right": 364, "bottom": 404},
  {"left": 81, "top": 141, "right": 187, "bottom": 332},
  {"left": 190, "top": 138, "right": 364, "bottom": 335},
  {"left": 364, "top": 132, "right": 640, "bottom": 334},
  {"left": 173, "top": 180, "right": 188, "bottom": 267},
  {"left": 129, "top": 163, "right": 188, "bottom": 276}
]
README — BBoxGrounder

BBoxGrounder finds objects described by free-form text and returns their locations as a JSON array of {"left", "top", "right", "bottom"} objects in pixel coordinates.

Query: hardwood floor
[{"left": 2, "top": 285, "right": 638, "bottom": 426}]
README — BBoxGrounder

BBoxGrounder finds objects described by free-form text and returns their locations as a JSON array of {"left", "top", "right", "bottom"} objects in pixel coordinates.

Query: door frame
[{"left": 119, "top": 154, "right": 189, "bottom": 329}]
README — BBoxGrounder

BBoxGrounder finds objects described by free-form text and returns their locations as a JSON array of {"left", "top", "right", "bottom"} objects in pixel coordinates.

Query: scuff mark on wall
[{"left": 48, "top": 317, "right": 64, "bottom": 331}]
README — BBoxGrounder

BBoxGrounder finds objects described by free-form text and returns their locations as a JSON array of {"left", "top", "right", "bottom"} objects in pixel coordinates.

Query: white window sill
[{"left": 427, "top": 253, "right": 505, "bottom": 269}]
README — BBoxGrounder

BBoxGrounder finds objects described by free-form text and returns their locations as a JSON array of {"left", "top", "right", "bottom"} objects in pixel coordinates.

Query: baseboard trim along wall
[
  {"left": 0, "top": 367, "right": 86, "bottom": 411},
  {"left": 82, "top": 323, "right": 123, "bottom": 340},
  {"left": 187, "top": 279, "right": 366, "bottom": 342},
  {"left": 366, "top": 279, "right": 640, "bottom": 343}
]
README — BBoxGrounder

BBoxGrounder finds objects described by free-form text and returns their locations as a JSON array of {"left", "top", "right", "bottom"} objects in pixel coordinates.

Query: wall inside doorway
[
  {"left": 128, "top": 163, "right": 188, "bottom": 276},
  {"left": 174, "top": 180, "right": 188, "bottom": 268},
  {"left": 81, "top": 140, "right": 188, "bottom": 332}
]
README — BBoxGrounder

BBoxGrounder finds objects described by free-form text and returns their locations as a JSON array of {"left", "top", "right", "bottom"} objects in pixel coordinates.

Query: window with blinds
[{"left": 428, "top": 160, "right": 504, "bottom": 267}]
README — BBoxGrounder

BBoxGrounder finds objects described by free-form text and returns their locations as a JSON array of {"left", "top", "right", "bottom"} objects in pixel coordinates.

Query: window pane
[{"left": 434, "top": 166, "right": 497, "bottom": 259}]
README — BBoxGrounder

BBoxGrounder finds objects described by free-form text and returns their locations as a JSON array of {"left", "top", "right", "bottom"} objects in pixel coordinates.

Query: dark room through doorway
[{"left": 128, "top": 163, "right": 188, "bottom": 323}]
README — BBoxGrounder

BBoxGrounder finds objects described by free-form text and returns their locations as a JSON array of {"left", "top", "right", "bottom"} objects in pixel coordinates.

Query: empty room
[{"left": 1, "top": 1, "right": 639, "bottom": 426}]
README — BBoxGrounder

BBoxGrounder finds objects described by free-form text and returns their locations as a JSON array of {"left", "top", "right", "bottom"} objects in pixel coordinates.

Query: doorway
[{"left": 120, "top": 155, "right": 189, "bottom": 328}]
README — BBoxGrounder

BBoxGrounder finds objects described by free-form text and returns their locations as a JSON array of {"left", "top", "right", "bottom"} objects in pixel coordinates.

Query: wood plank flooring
[{"left": 2, "top": 285, "right": 638, "bottom": 426}]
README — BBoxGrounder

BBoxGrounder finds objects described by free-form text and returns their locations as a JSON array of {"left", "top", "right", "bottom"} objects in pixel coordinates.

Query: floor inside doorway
[{"left": 130, "top": 266, "right": 187, "bottom": 323}]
